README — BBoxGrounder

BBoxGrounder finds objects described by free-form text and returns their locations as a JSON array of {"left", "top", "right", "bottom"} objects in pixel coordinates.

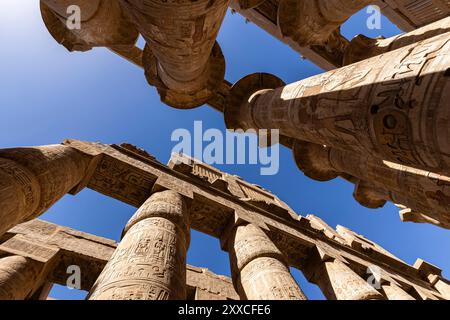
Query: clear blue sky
[{"left": 1, "top": 1, "right": 448, "bottom": 300}]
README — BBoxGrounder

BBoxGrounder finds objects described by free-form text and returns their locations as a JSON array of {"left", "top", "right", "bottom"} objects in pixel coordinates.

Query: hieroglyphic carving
[
  {"left": 381, "top": 282, "right": 415, "bottom": 300},
  {"left": 40, "top": 0, "right": 139, "bottom": 52},
  {"left": 344, "top": 16, "right": 450, "bottom": 65},
  {"left": 225, "top": 32, "right": 450, "bottom": 175},
  {"left": 0, "top": 255, "right": 45, "bottom": 300},
  {"left": 278, "top": 0, "right": 372, "bottom": 46},
  {"left": 414, "top": 258, "right": 450, "bottom": 299},
  {"left": 293, "top": 140, "right": 450, "bottom": 228},
  {"left": 187, "top": 265, "right": 239, "bottom": 300},
  {"left": 304, "top": 249, "right": 384, "bottom": 300},
  {"left": 226, "top": 223, "right": 307, "bottom": 300},
  {"left": 0, "top": 145, "right": 91, "bottom": 236},
  {"left": 88, "top": 190, "right": 190, "bottom": 300}
]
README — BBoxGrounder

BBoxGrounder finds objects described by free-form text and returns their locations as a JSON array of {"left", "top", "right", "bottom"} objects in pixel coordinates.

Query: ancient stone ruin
[
  {"left": 0, "top": 140, "right": 449, "bottom": 300},
  {"left": 1, "top": 0, "right": 449, "bottom": 300}
]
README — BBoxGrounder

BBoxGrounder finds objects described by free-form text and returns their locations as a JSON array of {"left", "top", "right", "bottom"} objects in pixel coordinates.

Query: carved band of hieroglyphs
[
  {"left": 306, "top": 257, "right": 384, "bottom": 300},
  {"left": 0, "top": 145, "right": 90, "bottom": 236}
]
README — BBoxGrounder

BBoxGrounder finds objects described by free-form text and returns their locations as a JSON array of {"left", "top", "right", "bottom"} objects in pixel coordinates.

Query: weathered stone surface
[
  {"left": 344, "top": 16, "right": 450, "bottom": 65},
  {"left": 0, "top": 145, "right": 91, "bottom": 236},
  {"left": 1, "top": 141, "right": 448, "bottom": 300},
  {"left": 381, "top": 283, "right": 415, "bottom": 300},
  {"left": 414, "top": 258, "right": 450, "bottom": 299},
  {"left": 88, "top": 190, "right": 190, "bottom": 300},
  {"left": 226, "top": 223, "right": 307, "bottom": 300},
  {"left": 40, "top": 0, "right": 139, "bottom": 52},
  {"left": 304, "top": 252, "right": 384, "bottom": 300},
  {"left": 225, "top": 32, "right": 450, "bottom": 176},
  {"left": 293, "top": 140, "right": 450, "bottom": 228},
  {"left": 3, "top": 219, "right": 238, "bottom": 299},
  {"left": 187, "top": 265, "right": 239, "bottom": 300},
  {"left": 0, "top": 256, "right": 45, "bottom": 300},
  {"left": 230, "top": 0, "right": 450, "bottom": 69},
  {"left": 278, "top": 0, "right": 372, "bottom": 46},
  {"left": 121, "top": 0, "right": 229, "bottom": 109}
]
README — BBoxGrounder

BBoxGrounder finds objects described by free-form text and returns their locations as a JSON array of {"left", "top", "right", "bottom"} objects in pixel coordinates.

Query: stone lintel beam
[
  {"left": 381, "top": 282, "right": 415, "bottom": 300},
  {"left": 187, "top": 265, "right": 239, "bottom": 300},
  {"left": 40, "top": 0, "right": 139, "bottom": 52},
  {"left": 3, "top": 219, "right": 238, "bottom": 299},
  {"left": 224, "top": 32, "right": 450, "bottom": 176},
  {"left": 344, "top": 16, "right": 450, "bottom": 65},
  {"left": 121, "top": 0, "right": 230, "bottom": 109},
  {"left": 0, "top": 144, "right": 95, "bottom": 236},
  {"left": 223, "top": 222, "right": 307, "bottom": 300},
  {"left": 88, "top": 190, "right": 190, "bottom": 300},
  {"left": 278, "top": 0, "right": 372, "bottom": 46}
]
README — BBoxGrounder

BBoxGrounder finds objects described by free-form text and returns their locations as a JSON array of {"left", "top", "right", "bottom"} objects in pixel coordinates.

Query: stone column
[
  {"left": 344, "top": 16, "right": 450, "bottom": 65},
  {"left": 278, "top": 0, "right": 372, "bottom": 46},
  {"left": 41, "top": 0, "right": 139, "bottom": 52},
  {"left": 414, "top": 259, "right": 450, "bottom": 299},
  {"left": 292, "top": 140, "right": 450, "bottom": 228},
  {"left": 122, "top": 0, "right": 229, "bottom": 109},
  {"left": 381, "top": 282, "right": 415, "bottom": 300},
  {"left": 0, "top": 256, "right": 44, "bottom": 300},
  {"left": 88, "top": 190, "right": 190, "bottom": 300},
  {"left": 0, "top": 144, "right": 90, "bottom": 236},
  {"left": 434, "top": 279, "right": 450, "bottom": 299},
  {"left": 225, "top": 31, "right": 450, "bottom": 176},
  {"left": 226, "top": 223, "right": 306, "bottom": 300},
  {"left": 305, "top": 257, "right": 384, "bottom": 300}
]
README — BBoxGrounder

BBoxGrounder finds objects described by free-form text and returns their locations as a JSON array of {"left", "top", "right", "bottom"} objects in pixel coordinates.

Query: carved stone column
[
  {"left": 40, "top": 0, "right": 139, "bottom": 52},
  {"left": 414, "top": 259, "right": 450, "bottom": 299},
  {"left": 226, "top": 223, "right": 306, "bottom": 300},
  {"left": 88, "top": 190, "right": 190, "bottom": 300},
  {"left": 0, "top": 144, "right": 90, "bottom": 236},
  {"left": 0, "top": 256, "right": 44, "bottom": 300},
  {"left": 292, "top": 140, "right": 450, "bottom": 228},
  {"left": 381, "top": 282, "right": 415, "bottom": 300},
  {"left": 278, "top": 0, "right": 372, "bottom": 46},
  {"left": 344, "top": 16, "right": 450, "bottom": 65},
  {"left": 304, "top": 252, "right": 384, "bottom": 300},
  {"left": 121, "top": 0, "right": 229, "bottom": 109},
  {"left": 225, "top": 31, "right": 450, "bottom": 176}
]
